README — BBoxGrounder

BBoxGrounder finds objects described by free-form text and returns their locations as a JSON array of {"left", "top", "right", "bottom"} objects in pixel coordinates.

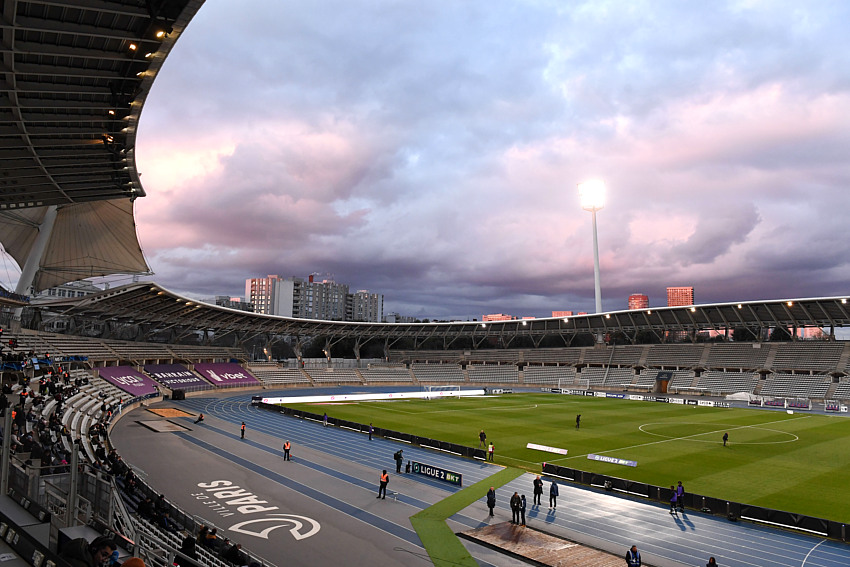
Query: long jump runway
[{"left": 110, "top": 392, "right": 850, "bottom": 567}]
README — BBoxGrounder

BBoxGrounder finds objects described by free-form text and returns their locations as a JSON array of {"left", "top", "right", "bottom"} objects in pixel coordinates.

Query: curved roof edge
[{"left": 34, "top": 281, "right": 850, "bottom": 341}]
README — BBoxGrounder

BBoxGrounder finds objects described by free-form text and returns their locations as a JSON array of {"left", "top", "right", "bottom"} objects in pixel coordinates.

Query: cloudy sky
[{"left": 126, "top": 0, "right": 850, "bottom": 320}]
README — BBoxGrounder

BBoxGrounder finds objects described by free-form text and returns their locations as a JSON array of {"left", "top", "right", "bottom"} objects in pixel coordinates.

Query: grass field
[{"left": 288, "top": 392, "right": 850, "bottom": 522}]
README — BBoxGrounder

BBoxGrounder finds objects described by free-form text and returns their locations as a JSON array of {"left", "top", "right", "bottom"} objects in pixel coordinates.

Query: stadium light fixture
[
  {"left": 578, "top": 179, "right": 605, "bottom": 316},
  {"left": 129, "top": 43, "right": 137, "bottom": 51}
]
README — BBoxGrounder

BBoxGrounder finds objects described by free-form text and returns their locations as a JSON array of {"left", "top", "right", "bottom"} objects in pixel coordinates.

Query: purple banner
[
  {"left": 98, "top": 366, "right": 160, "bottom": 397},
  {"left": 144, "top": 364, "right": 211, "bottom": 390},
  {"left": 193, "top": 363, "right": 259, "bottom": 387}
]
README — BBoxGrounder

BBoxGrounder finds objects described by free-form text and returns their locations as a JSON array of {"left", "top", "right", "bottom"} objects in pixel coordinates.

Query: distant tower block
[
  {"left": 667, "top": 286, "right": 694, "bottom": 307},
  {"left": 628, "top": 294, "right": 649, "bottom": 310}
]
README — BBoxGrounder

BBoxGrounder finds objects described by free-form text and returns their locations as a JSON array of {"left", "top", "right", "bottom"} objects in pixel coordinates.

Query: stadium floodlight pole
[{"left": 578, "top": 180, "right": 605, "bottom": 315}]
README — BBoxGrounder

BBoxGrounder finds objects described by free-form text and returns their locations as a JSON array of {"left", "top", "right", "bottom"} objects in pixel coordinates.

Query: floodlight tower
[{"left": 578, "top": 179, "right": 605, "bottom": 314}]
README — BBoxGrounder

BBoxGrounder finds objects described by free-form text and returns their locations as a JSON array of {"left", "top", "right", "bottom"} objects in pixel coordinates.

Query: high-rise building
[
  {"left": 628, "top": 294, "right": 649, "bottom": 310},
  {"left": 667, "top": 286, "right": 695, "bottom": 307},
  {"left": 245, "top": 274, "right": 383, "bottom": 322},
  {"left": 245, "top": 275, "right": 287, "bottom": 315},
  {"left": 552, "top": 310, "right": 574, "bottom": 317},
  {"left": 349, "top": 290, "right": 384, "bottom": 322}
]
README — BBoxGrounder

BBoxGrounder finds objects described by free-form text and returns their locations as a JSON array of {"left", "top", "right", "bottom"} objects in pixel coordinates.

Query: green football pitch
[{"left": 288, "top": 393, "right": 850, "bottom": 522}]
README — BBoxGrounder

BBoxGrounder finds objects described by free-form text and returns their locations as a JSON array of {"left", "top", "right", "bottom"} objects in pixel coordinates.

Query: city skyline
[{"left": 4, "top": 1, "right": 850, "bottom": 321}]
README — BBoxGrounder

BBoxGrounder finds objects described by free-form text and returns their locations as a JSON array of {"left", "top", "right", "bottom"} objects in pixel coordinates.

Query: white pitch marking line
[{"left": 560, "top": 414, "right": 812, "bottom": 461}]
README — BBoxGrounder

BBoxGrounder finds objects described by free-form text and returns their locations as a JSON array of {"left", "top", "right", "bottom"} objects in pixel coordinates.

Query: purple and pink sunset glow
[{"left": 46, "top": 2, "right": 850, "bottom": 319}]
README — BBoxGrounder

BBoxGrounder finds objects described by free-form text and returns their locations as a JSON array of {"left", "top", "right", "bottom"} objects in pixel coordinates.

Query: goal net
[{"left": 424, "top": 385, "right": 460, "bottom": 399}]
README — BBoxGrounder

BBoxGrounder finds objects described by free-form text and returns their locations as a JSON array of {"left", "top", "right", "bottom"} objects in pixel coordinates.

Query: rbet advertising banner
[
  {"left": 98, "top": 366, "right": 160, "bottom": 397},
  {"left": 193, "top": 363, "right": 260, "bottom": 387}
]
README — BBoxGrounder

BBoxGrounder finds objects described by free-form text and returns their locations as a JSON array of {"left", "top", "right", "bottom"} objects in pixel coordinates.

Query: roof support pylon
[{"left": 12, "top": 205, "right": 58, "bottom": 324}]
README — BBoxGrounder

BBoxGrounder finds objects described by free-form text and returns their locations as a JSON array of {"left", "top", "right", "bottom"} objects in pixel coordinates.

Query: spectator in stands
[
  {"left": 158, "top": 510, "right": 178, "bottom": 532},
  {"left": 121, "top": 559, "right": 145, "bottom": 567},
  {"left": 59, "top": 535, "right": 116, "bottom": 567},
  {"left": 137, "top": 496, "right": 154, "bottom": 519},
  {"left": 174, "top": 534, "right": 197, "bottom": 567},
  {"left": 706, "top": 558, "right": 717, "bottom": 567},
  {"left": 203, "top": 527, "right": 219, "bottom": 548},
  {"left": 223, "top": 542, "right": 247, "bottom": 565}
]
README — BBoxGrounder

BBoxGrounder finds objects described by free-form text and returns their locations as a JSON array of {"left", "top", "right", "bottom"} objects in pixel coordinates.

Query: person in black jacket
[
  {"left": 59, "top": 535, "right": 116, "bottom": 567},
  {"left": 486, "top": 487, "right": 496, "bottom": 517},
  {"left": 510, "top": 492, "right": 521, "bottom": 524},
  {"left": 533, "top": 476, "right": 543, "bottom": 506}
]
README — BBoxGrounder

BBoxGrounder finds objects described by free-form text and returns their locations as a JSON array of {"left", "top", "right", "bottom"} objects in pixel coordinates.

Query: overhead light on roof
[
  {"left": 647, "top": 310, "right": 651, "bottom": 315},
  {"left": 786, "top": 301, "right": 793, "bottom": 307},
  {"left": 481, "top": 323, "right": 486, "bottom": 328},
  {"left": 136, "top": 71, "right": 144, "bottom": 77},
  {"left": 156, "top": 30, "right": 166, "bottom": 39},
  {"left": 563, "top": 317, "right": 569, "bottom": 322},
  {"left": 522, "top": 320, "right": 527, "bottom": 326},
  {"left": 605, "top": 314, "right": 611, "bottom": 319},
  {"left": 145, "top": 52, "right": 154, "bottom": 58},
  {"left": 129, "top": 43, "right": 137, "bottom": 51},
  {"left": 108, "top": 109, "right": 115, "bottom": 115},
  {"left": 737, "top": 304, "right": 743, "bottom": 309},
  {"left": 690, "top": 307, "right": 696, "bottom": 312},
  {"left": 843, "top": 299, "right": 848, "bottom": 304}
]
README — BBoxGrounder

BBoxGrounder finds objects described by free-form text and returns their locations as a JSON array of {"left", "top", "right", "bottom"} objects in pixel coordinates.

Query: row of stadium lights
[
  {"left": 103, "top": 28, "right": 171, "bottom": 144},
  {"left": 478, "top": 300, "right": 849, "bottom": 328}
]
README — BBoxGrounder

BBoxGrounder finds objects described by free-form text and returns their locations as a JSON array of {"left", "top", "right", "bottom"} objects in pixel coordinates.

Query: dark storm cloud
[{"left": 126, "top": 0, "right": 850, "bottom": 319}]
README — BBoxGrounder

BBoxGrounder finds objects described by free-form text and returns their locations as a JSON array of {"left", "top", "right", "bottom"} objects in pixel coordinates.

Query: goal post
[{"left": 424, "top": 384, "right": 460, "bottom": 399}]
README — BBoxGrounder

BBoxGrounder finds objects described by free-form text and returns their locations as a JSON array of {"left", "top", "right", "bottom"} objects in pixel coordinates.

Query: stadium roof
[
  {"left": 38, "top": 282, "right": 850, "bottom": 346},
  {"left": 0, "top": 0, "right": 203, "bottom": 292}
]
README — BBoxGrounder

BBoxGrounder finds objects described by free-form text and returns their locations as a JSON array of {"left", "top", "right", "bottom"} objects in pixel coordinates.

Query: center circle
[{"left": 638, "top": 422, "right": 799, "bottom": 445}]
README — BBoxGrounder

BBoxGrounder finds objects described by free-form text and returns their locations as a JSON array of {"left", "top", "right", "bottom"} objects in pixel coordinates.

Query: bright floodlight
[{"left": 578, "top": 179, "right": 606, "bottom": 211}]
